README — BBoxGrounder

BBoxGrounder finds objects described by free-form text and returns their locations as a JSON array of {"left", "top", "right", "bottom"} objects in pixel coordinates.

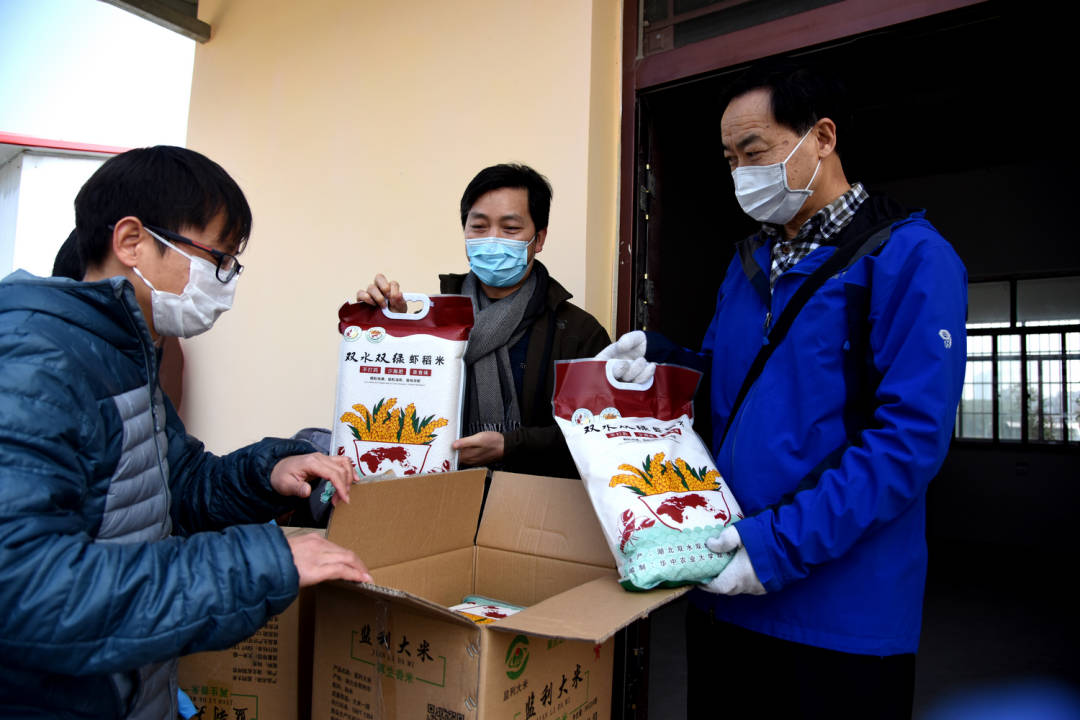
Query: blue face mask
[{"left": 465, "top": 235, "right": 536, "bottom": 287}]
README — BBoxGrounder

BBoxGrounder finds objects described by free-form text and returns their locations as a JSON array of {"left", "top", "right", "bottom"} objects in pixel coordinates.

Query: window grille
[{"left": 956, "top": 276, "right": 1080, "bottom": 445}]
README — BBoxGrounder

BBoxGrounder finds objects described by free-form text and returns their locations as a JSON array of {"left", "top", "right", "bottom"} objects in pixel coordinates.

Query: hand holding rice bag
[
  {"left": 331, "top": 294, "right": 473, "bottom": 479},
  {"left": 553, "top": 359, "right": 743, "bottom": 590}
]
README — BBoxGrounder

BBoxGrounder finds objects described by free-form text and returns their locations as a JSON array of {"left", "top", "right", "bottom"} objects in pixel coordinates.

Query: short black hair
[
  {"left": 459, "top": 163, "right": 553, "bottom": 231},
  {"left": 74, "top": 145, "right": 252, "bottom": 270},
  {"left": 722, "top": 60, "right": 850, "bottom": 148},
  {"left": 51, "top": 230, "right": 83, "bottom": 280}
]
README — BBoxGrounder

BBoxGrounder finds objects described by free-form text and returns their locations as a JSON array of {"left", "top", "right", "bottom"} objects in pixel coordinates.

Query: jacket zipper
[
  {"left": 727, "top": 377, "right": 761, "bottom": 488},
  {"left": 737, "top": 268, "right": 781, "bottom": 476},
  {"left": 119, "top": 296, "right": 172, "bottom": 511},
  {"left": 729, "top": 294, "right": 773, "bottom": 480}
]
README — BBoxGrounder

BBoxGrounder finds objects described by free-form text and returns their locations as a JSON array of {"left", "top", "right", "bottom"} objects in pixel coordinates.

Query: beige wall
[{"left": 183, "top": 0, "right": 622, "bottom": 451}]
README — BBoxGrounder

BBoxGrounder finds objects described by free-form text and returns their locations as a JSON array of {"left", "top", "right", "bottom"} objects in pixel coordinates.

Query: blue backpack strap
[
  {"left": 764, "top": 227, "right": 895, "bottom": 515},
  {"left": 717, "top": 219, "right": 900, "bottom": 452}
]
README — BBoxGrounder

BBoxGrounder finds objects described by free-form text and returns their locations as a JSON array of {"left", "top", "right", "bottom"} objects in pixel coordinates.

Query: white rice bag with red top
[
  {"left": 553, "top": 359, "right": 743, "bottom": 590},
  {"left": 331, "top": 294, "right": 473, "bottom": 479}
]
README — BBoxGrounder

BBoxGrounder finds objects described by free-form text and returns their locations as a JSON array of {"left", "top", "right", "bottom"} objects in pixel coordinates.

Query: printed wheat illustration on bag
[
  {"left": 609, "top": 452, "right": 721, "bottom": 495},
  {"left": 340, "top": 398, "right": 448, "bottom": 444}
]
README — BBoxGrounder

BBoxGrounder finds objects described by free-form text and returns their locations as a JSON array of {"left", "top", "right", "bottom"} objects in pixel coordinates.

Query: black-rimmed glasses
[{"left": 143, "top": 224, "right": 243, "bottom": 283}]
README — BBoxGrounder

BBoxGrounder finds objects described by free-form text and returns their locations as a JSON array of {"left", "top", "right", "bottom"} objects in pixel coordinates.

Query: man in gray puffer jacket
[{"left": 0, "top": 146, "right": 372, "bottom": 719}]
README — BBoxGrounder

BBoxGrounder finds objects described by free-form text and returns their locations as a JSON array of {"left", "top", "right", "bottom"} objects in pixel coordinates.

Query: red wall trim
[{"left": 0, "top": 131, "right": 127, "bottom": 156}]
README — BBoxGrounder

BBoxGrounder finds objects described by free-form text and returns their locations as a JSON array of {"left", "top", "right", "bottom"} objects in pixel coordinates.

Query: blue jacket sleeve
[
  {"left": 162, "top": 394, "right": 315, "bottom": 536},
  {"left": 736, "top": 228, "right": 968, "bottom": 591},
  {"left": 643, "top": 329, "right": 710, "bottom": 372},
  {"left": 643, "top": 291, "right": 722, "bottom": 436},
  {"left": 0, "top": 363, "right": 300, "bottom": 676}
]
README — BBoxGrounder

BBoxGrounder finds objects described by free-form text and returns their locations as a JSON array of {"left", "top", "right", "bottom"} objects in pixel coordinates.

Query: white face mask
[
  {"left": 132, "top": 230, "right": 237, "bottom": 338},
  {"left": 732, "top": 127, "right": 821, "bottom": 225}
]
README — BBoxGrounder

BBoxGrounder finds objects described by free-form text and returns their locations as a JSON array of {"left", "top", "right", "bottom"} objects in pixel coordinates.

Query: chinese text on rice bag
[
  {"left": 553, "top": 359, "right": 743, "bottom": 590},
  {"left": 331, "top": 294, "right": 474, "bottom": 478}
]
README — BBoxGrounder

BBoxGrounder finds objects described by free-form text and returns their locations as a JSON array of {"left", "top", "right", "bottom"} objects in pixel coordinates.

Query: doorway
[{"left": 622, "top": 2, "right": 1079, "bottom": 717}]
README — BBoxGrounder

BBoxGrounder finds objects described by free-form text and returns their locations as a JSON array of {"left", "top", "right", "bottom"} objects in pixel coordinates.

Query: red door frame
[{"left": 615, "top": 0, "right": 986, "bottom": 334}]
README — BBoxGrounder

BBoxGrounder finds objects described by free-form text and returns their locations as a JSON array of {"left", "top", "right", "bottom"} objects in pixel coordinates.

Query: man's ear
[
  {"left": 814, "top": 118, "right": 838, "bottom": 158},
  {"left": 111, "top": 216, "right": 145, "bottom": 269},
  {"left": 534, "top": 228, "right": 548, "bottom": 254}
]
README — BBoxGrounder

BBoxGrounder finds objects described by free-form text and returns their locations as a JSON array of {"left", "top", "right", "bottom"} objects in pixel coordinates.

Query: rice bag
[
  {"left": 331, "top": 294, "right": 473, "bottom": 478},
  {"left": 448, "top": 596, "right": 524, "bottom": 625},
  {"left": 553, "top": 359, "right": 743, "bottom": 590}
]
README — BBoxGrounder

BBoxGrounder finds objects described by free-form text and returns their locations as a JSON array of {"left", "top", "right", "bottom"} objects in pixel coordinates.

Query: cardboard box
[
  {"left": 178, "top": 528, "right": 319, "bottom": 720},
  {"left": 311, "top": 469, "right": 686, "bottom": 719}
]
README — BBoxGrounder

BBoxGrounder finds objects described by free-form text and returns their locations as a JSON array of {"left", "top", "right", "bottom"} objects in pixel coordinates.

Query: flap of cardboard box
[
  {"left": 476, "top": 472, "right": 614, "bottom": 569},
  {"left": 487, "top": 577, "right": 688, "bottom": 644},
  {"left": 328, "top": 468, "right": 486, "bottom": 569},
  {"left": 329, "top": 578, "right": 480, "bottom": 633}
]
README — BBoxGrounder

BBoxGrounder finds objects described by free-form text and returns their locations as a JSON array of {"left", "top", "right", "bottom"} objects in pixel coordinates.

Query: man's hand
[
  {"left": 701, "top": 525, "right": 766, "bottom": 596},
  {"left": 271, "top": 453, "right": 355, "bottom": 506},
  {"left": 595, "top": 331, "right": 655, "bottom": 384},
  {"left": 286, "top": 532, "right": 372, "bottom": 587},
  {"left": 452, "top": 431, "right": 505, "bottom": 466},
  {"left": 356, "top": 273, "right": 407, "bottom": 313}
]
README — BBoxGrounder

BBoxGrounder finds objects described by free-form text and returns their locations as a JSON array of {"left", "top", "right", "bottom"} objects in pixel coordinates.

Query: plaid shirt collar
[{"left": 764, "top": 182, "right": 868, "bottom": 291}]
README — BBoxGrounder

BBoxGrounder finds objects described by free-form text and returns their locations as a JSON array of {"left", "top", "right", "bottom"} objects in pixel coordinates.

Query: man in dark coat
[{"left": 359, "top": 164, "right": 610, "bottom": 478}]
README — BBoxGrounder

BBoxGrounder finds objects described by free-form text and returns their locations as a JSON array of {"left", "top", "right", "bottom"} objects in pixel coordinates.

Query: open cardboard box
[
  {"left": 178, "top": 527, "right": 319, "bottom": 720},
  {"left": 311, "top": 468, "right": 687, "bottom": 719}
]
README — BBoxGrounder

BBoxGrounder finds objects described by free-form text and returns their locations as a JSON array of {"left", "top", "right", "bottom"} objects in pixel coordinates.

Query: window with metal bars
[{"left": 956, "top": 276, "right": 1080, "bottom": 444}]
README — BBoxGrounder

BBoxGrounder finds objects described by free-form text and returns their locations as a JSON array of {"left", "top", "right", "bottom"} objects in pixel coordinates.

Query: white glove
[
  {"left": 610, "top": 357, "right": 656, "bottom": 384},
  {"left": 595, "top": 330, "right": 647, "bottom": 362},
  {"left": 596, "top": 331, "right": 654, "bottom": 384},
  {"left": 701, "top": 525, "right": 766, "bottom": 596}
]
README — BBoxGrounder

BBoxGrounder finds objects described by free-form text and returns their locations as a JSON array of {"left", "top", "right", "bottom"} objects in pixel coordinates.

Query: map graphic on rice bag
[
  {"left": 554, "top": 359, "right": 743, "bottom": 590},
  {"left": 331, "top": 294, "right": 473, "bottom": 479}
]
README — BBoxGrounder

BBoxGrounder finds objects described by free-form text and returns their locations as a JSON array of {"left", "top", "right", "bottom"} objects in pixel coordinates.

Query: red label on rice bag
[
  {"left": 338, "top": 297, "right": 473, "bottom": 340},
  {"left": 331, "top": 295, "right": 474, "bottom": 479},
  {"left": 554, "top": 359, "right": 743, "bottom": 591},
  {"left": 553, "top": 360, "right": 701, "bottom": 422}
]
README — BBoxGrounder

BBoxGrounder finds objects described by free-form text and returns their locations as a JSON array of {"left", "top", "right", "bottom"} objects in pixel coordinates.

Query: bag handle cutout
[
  {"left": 604, "top": 359, "right": 655, "bottom": 392},
  {"left": 381, "top": 293, "right": 432, "bottom": 320}
]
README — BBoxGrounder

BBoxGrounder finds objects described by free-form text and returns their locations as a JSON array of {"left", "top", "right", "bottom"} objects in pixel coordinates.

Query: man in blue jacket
[
  {"left": 601, "top": 64, "right": 967, "bottom": 716},
  {"left": 0, "top": 146, "right": 372, "bottom": 719}
]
